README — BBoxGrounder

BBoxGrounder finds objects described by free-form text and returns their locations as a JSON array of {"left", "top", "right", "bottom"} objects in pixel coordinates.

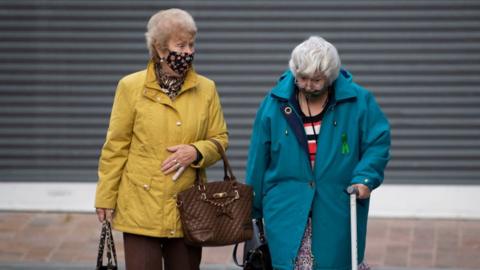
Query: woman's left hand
[
  {"left": 352, "top": 184, "right": 371, "bottom": 199},
  {"left": 161, "top": 144, "right": 198, "bottom": 175}
]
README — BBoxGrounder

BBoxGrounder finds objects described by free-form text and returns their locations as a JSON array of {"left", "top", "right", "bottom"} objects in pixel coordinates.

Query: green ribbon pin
[{"left": 341, "top": 133, "right": 350, "bottom": 154}]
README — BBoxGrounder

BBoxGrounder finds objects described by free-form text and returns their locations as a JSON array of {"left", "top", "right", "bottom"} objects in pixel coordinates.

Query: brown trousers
[{"left": 123, "top": 233, "right": 202, "bottom": 270}]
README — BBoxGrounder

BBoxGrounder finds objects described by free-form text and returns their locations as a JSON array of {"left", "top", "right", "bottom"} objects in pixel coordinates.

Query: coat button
[
  {"left": 170, "top": 230, "right": 175, "bottom": 235},
  {"left": 143, "top": 184, "right": 150, "bottom": 191},
  {"left": 309, "top": 181, "right": 315, "bottom": 188},
  {"left": 156, "top": 97, "right": 161, "bottom": 101},
  {"left": 176, "top": 121, "right": 182, "bottom": 126}
]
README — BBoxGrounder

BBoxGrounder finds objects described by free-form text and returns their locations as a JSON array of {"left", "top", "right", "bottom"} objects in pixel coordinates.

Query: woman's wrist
[{"left": 189, "top": 144, "right": 203, "bottom": 164}]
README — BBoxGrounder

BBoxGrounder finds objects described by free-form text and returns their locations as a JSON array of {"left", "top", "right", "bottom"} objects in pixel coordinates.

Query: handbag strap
[
  {"left": 195, "top": 139, "right": 236, "bottom": 185},
  {"left": 255, "top": 219, "right": 267, "bottom": 244},
  {"left": 96, "top": 221, "right": 107, "bottom": 268},
  {"left": 105, "top": 221, "right": 118, "bottom": 267},
  {"left": 232, "top": 219, "right": 266, "bottom": 268},
  {"left": 232, "top": 243, "right": 244, "bottom": 267},
  {"left": 96, "top": 221, "right": 118, "bottom": 269},
  {"left": 208, "top": 138, "right": 235, "bottom": 181}
]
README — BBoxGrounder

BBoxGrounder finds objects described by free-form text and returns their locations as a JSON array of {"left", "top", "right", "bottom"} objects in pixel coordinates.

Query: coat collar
[{"left": 270, "top": 69, "right": 357, "bottom": 103}]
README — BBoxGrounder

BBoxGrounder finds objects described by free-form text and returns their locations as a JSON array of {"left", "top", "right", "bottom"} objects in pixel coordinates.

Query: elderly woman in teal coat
[{"left": 246, "top": 36, "right": 391, "bottom": 270}]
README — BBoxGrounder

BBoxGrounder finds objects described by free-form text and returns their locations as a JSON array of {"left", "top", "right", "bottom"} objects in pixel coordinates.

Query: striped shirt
[
  {"left": 296, "top": 88, "right": 332, "bottom": 168},
  {"left": 302, "top": 113, "right": 323, "bottom": 167}
]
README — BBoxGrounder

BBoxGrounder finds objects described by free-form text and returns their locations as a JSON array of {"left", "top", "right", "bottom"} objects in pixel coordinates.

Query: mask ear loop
[
  {"left": 153, "top": 53, "right": 165, "bottom": 63},
  {"left": 154, "top": 43, "right": 168, "bottom": 63}
]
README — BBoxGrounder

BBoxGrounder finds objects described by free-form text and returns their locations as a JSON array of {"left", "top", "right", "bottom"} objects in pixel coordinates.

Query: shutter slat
[{"left": 1, "top": 1, "right": 479, "bottom": 184}]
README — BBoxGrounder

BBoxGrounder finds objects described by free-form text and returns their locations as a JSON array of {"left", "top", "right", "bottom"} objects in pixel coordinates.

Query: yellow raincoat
[{"left": 95, "top": 61, "right": 228, "bottom": 237}]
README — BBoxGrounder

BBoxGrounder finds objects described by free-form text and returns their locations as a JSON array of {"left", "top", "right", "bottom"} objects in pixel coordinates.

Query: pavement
[{"left": 0, "top": 212, "right": 479, "bottom": 270}]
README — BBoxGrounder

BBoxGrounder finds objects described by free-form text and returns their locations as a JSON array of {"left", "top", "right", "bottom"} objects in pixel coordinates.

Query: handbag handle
[
  {"left": 232, "top": 219, "right": 267, "bottom": 267},
  {"left": 208, "top": 139, "right": 236, "bottom": 182},
  {"left": 96, "top": 221, "right": 118, "bottom": 269},
  {"left": 255, "top": 219, "right": 267, "bottom": 243},
  {"left": 195, "top": 139, "right": 236, "bottom": 185},
  {"left": 232, "top": 242, "right": 244, "bottom": 267}
]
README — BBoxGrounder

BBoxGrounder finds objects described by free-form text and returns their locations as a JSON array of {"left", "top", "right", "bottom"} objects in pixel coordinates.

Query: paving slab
[{"left": 1, "top": 212, "right": 479, "bottom": 269}]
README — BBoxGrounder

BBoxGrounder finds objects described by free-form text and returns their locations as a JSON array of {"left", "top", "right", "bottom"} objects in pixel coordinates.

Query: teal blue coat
[{"left": 246, "top": 69, "right": 391, "bottom": 270}]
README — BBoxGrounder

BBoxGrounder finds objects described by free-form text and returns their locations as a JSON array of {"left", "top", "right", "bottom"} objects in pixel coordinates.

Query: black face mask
[
  {"left": 298, "top": 85, "right": 329, "bottom": 100},
  {"left": 162, "top": 51, "right": 194, "bottom": 75}
]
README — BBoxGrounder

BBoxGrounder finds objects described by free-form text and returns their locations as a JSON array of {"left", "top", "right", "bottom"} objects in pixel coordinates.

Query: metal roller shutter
[{"left": 1, "top": 0, "right": 479, "bottom": 184}]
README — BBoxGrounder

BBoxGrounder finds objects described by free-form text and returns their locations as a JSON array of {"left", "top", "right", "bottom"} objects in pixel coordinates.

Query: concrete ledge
[{"left": 0, "top": 183, "right": 479, "bottom": 219}]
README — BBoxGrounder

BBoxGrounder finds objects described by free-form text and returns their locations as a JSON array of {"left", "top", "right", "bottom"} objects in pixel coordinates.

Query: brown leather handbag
[{"left": 176, "top": 139, "right": 253, "bottom": 246}]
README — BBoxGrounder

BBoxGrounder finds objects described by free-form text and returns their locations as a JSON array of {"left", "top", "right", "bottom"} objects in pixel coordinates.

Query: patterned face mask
[{"left": 161, "top": 50, "right": 194, "bottom": 76}]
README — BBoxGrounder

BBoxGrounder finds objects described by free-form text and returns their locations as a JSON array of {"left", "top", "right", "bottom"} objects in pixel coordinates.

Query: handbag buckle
[{"left": 213, "top": 192, "right": 228, "bottom": 198}]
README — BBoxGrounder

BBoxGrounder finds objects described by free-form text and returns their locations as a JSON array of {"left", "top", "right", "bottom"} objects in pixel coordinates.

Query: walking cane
[{"left": 347, "top": 186, "right": 359, "bottom": 270}]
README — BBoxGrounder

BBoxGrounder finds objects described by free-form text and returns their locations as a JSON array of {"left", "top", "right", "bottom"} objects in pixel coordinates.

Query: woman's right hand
[{"left": 96, "top": 208, "right": 114, "bottom": 223}]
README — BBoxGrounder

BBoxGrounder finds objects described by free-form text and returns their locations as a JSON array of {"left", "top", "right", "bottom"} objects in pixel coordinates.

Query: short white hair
[
  {"left": 289, "top": 36, "right": 341, "bottom": 85},
  {"left": 145, "top": 8, "right": 197, "bottom": 59}
]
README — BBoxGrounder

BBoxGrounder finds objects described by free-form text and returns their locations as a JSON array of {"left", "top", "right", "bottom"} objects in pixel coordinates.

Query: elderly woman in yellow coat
[{"left": 94, "top": 8, "right": 228, "bottom": 270}]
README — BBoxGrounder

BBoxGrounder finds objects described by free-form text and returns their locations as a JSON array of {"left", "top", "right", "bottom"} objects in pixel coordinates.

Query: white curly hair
[{"left": 289, "top": 36, "right": 341, "bottom": 85}]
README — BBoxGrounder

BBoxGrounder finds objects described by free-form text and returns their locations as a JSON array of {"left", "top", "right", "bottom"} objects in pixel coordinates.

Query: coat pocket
[{"left": 118, "top": 172, "right": 156, "bottom": 227}]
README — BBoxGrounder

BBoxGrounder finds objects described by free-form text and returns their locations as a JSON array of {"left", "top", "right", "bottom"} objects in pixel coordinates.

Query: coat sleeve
[
  {"left": 350, "top": 92, "right": 391, "bottom": 191},
  {"left": 190, "top": 84, "right": 229, "bottom": 168},
  {"left": 246, "top": 98, "right": 271, "bottom": 219},
  {"left": 95, "top": 79, "right": 135, "bottom": 209}
]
